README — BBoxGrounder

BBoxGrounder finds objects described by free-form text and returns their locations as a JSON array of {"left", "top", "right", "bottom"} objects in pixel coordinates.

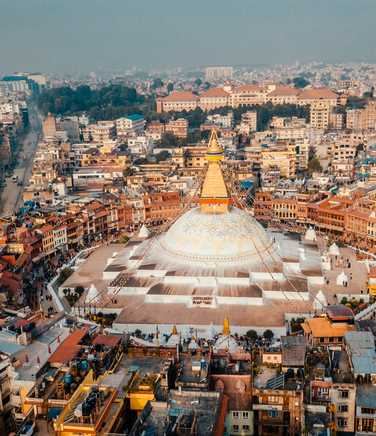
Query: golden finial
[
  {"left": 207, "top": 129, "right": 223, "bottom": 157},
  {"left": 171, "top": 325, "right": 178, "bottom": 335}
]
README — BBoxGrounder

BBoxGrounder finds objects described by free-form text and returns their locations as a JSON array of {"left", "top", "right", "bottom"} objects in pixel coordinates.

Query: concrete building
[
  {"left": 156, "top": 91, "right": 198, "bottom": 113},
  {"left": 165, "top": 118, "right": 188, "bottom": 138},
  {"left": 42, "top": 113, "right": 57, "bottom": 139},
  {"left": 205, "top": 66, "right": 233, "bottom": 81},
  {"left": 116, "top": 114, "right": 145, "bottom": 137},
  {"left": 239, "top": 111, "right": 257, "bottom": 134},
  {"left": 310, "top": 101, "right": 330, "bottom": 129},
  {"left": 199, "top": 88, "right": 231, "bottom": 111}
]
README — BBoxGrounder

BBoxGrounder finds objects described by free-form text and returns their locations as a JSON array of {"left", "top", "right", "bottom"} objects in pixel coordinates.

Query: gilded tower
[{"left": 199, "top": 130, "right": 230, "bottom": 214}]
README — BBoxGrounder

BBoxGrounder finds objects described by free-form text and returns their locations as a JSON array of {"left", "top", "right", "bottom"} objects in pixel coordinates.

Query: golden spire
[
  {"left": 207, "top": 129, "right": 223, "bottom": 156},
  {"left": 171, "top": 325, "right": 178, "bottom": 335},
  {"left": 199, "top": 129, "right": 230, "bottom": 214},
  {"left": 223, "top": 316, "right": 230, "bottom": 336}
]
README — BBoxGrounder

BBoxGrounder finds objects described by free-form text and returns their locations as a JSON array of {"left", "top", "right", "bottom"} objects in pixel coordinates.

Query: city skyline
[{"left": 0, "top": 0, "right": 376, "bottom": 73}]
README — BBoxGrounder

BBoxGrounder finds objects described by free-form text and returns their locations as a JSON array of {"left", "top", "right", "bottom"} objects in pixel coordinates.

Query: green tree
[
  {"left": 263, "top": 329, "right": 274, "bottom": 341},
  {"left": 75, "top": 286, "right": 85, "bottom": 296},
  {"left": 155, "top": 150, "right": 172, "bottom": 162},
  {"left": 308, "top": 157, "right": 322, "bottom": 174},
  {"left": 159, "top": 132, "right": 180, "bottom": 148},
  {"left": 292, "top": 76, "right": 310, "bottom": 88},
  {"left": 36, "top": 84, "right": 146, "bottom": 120},
  {"left": 340, "top": 297, "right": 348, "bottom": 305},
  {"left": 246, "top": 329, "right": 258, "bottom": 341},
  {"left": 152, "top": 78, "right": 164, "bottom": 89},
  {"left": 167, "top": 82, "right": 174, "bottom": 93}
]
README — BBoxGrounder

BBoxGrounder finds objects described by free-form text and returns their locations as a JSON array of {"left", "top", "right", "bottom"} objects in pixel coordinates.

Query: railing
[{"left": 355, "top": 301, "right": 376, "bottom": 320}]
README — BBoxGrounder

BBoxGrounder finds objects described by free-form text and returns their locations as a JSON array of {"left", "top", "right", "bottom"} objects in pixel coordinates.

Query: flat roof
[
  {"left": 302, "top": 317, "right": 355, "bottom": 338},
  {"left": 356, "top": 384, "right": 376, "bottom": 408}
]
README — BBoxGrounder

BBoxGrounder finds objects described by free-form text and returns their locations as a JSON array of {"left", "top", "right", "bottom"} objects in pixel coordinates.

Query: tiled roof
[
  {"left": 233, "top": 84, "right": 264, "bottom": 93},
  {"left": 268, "top": 86, "right": 299, "bottom": 96},
  {"left": 302, "top": 317, "right": 355, "bottom": 338},
  {"left": 298, "top": 87, "right": 337, "bottom": 100},
  {"left": 92, "top": 334, "right": 121, "bottom": 347},
  {"left": 200, "top": 87, "right": 230, "bottom": 98},
  {"left": 48, "top": 327, "right": 88, "bottom": 365},
  {"left": 162, "top": 91, "right": 198, "bottom": 102}
]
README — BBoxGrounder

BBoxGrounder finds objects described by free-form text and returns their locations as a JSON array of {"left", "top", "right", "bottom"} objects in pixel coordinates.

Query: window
[
  {"left": 233, "top": 412, "right": 239, "bottom": 418},
  {"left": 242, "top": 412, "right": 249, "bottom": 419},
  {"left": 339, "top": 390, "right": 349, "bottom": 399},
  {"left": 361, "top": 408, "right": 376, "bottom": 415},
  {"left": 361, "top": 418, "right": 374, "bottom": 432},
  {"left": 232, "top": 424, "right": 239, "bottom": 432},
  {"left": 268, "top": 396, "right": 282, "bottom": 404},
  {"left": 243, "top": 425, "right": 250, "bottom": 431},
  {"left": 338, "top": 404, "right": 348, "bottom": 413},
  {"left": 337, "top": 417, "right": 347, "bottom": 428}
]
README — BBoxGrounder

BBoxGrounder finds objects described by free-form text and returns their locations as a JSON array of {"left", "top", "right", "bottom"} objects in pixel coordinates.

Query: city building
[
  {"left": 165, "top": 118, "right": 188, "bottom": 138},
  {"left": 205, "top": 66, "right": 234, "bottom": 81}
]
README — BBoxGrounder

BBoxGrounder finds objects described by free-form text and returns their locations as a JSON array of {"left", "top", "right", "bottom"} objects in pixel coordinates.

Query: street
[{"left": 0, "top": 105, "right": 42, "bottom": 217}]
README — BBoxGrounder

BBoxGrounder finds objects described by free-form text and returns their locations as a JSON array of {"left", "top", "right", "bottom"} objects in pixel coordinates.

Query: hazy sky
[{"left": 0, "top": 0, "right": 375, "bottom": 73}]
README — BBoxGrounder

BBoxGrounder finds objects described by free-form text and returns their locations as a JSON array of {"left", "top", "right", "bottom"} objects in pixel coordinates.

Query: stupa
[{"left": 98, "top": 130, "right": 322, "bottom": 337}]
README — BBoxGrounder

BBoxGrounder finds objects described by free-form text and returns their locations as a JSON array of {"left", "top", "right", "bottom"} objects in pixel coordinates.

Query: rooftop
[
  {"left": 130, "top": 389, "right": 226, "bottom": 436},
  {"left": 302, "top": 317, "right": 355, "bottom": 338},
  {"left": 356, "top": 384, "right": 376, "bottom": 408}
]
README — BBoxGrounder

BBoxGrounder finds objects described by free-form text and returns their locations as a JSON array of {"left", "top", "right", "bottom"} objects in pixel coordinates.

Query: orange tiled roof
[
  {"left": 48, "top": 328, "right": 88, "bottom": 365},
  {"left": 200, "top": 87, "right": 230, "bottom": 98},
  {"left": 38, "top": 224, "right": 54, "bottom": 234},
  {"left": 302, "top": 317, "right": 355, "bottom": 338},
  {"left": 268, "top": 86, "right": 299, "bottom": 96},
  {"left": 92, "top": 334, "right": 121, "bottom": 347},
  {"left": 162, "top": 91, "right": 198, "bottom": 102},
  {"left": 233, "top": 84, "right": 264, "bottom": 93},
  {"left": 298, "top": 87, "right": 337, "bottom": 100}
]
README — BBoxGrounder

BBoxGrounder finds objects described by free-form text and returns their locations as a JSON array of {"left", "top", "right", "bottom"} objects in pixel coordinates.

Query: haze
[{"left": 0, "top": 0, "right": 375, "bottom": 73}]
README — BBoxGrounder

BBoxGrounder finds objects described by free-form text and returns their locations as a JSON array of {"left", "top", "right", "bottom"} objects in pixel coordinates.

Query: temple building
[{"left": 62, "top": 131, "right": 369, "bottom": 337}]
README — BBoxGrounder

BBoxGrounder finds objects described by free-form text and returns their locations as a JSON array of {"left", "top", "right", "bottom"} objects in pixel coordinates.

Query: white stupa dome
[
  {"left": 329, "top": 242, "right": 340, "bottom": 256},
  {"left": 153, "top": 206, "right": 279, "bottom": 269},
  {"left": 86, "top": 284, "right": 100, "bottom": 304},
  {"left": 304, "top": 227, "right": 317, "bottom": 242},
  {"left": 313, "top": 290, "right": 328, "bottom": 311},
  {"left": 336, "top": 271, "right": 348, "bottom": 286},
  {"left": 138, "top": 224, "right": 150, "bottom": 239}
]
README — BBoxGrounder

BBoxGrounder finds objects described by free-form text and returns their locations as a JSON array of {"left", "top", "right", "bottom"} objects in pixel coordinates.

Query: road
[{"left": 0, "top": 106, "right": 42, "bottom": 217}]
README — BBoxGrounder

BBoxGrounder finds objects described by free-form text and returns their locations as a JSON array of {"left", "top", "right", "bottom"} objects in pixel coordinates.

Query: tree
[
  {"left": 246, "top": 329, "right": 258, "bottom": 341},
  {"left": 308, "top": 157, "right": 322, "bottom": 174},
  {"left": 57, "top": 267, "right": 73, "bottom": 286},
  {"left": 263, "top": 329, "right": 274, "bottom": 341},
  {"left": 194, "top": 78, "right": 202, "bottom": 87},
  {"left": 152, "top": 78, "right": 164, "bottom": 89},
  {"left": 159, "top": 132, "right": 180, "bottom": 148},
  {"left": 155, "top": 150, "right": 172, "bottom": 162},
  {"left": 75, "top": 286, "right": 85, "bottom": 296},
  {"left": 292, "top": 76, "right": 310, "bottom": 89},
  {"left": 167, "top": 82, "right": 174, "bottom": 93},
  {"left": 340, "top": 297, "right": 348, "bottom": 305},
  {"left": 36, "top": 84, "right": 147, "bottom": 120}
]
